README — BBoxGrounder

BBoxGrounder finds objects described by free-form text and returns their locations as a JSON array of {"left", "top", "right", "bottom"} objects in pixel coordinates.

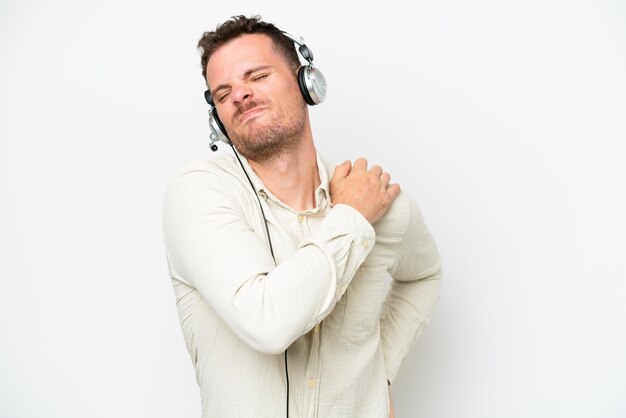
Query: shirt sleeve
[
  {"left": 162, "top": 165, "right": 375, "bottom": 355},
  {"left": 380, "top": 194, "right": 442, "bottom": 383}
]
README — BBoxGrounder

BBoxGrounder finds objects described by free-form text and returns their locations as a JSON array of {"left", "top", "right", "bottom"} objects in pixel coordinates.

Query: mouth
[{"left": 237, "top": 106, "right": 266, "bottom": 124}]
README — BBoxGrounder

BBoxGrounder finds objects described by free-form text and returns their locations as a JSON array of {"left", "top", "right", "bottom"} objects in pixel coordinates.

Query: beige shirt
[{"left": 162, "top": 153, "right": 441, "bottom": 418}]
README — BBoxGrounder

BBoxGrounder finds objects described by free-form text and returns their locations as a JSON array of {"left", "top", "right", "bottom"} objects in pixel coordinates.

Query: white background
[{"left": 1, "top": 0, "right": 625, "bottom": 417}]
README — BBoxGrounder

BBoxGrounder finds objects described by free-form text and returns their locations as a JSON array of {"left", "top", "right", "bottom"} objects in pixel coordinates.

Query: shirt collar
[{"left": 237, "top": 151, "right": 330, "bottom": 210}]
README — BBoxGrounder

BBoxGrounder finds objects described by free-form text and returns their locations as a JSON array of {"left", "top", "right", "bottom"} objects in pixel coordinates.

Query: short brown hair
[{"left": 197, "top": 15, "right": 300, "bottom": 86}]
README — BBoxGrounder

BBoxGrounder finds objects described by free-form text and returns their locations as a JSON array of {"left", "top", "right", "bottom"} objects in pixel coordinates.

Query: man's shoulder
[
  {"left": 166, "top": 154, "right": 249, "bottom": 189},
  {"left": 168, "top": 154, "right": 239, "bottom": 179},
  {"left": 374, "top": 191, "right": 414, "bottom": 240},
  {"left": 163, "top": 154, "right": 256, "bottom": 204}
]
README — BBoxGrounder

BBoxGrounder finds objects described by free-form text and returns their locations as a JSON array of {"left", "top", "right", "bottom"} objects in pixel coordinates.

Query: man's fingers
[
  {"left": 380, "top": 172, "right": 391, "bottom": 187},
  {"left": 352, "top": 158, "right": 368, "bottom": 172},
  {"left": 332, "top": 160, "right": 352, "bottom": 179},
  {"left": 386, "top": 183, "right": 401, "bottom": 200},
  {"left": 369, "top": 165, "right": 383, "bottom": 177}
]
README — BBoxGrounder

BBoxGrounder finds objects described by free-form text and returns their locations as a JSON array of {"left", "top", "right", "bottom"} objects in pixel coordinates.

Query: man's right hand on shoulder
[{"left": 329, "top": 158, "right": 401, "bottom": 224}]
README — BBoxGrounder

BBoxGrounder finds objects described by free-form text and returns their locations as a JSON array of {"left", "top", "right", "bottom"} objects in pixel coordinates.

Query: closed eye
[
  {"left": 215, "top": 91, "right": 230, "bottom": 104},
  {"left": 252, "top": 72, "right": 270, "bottom": 81}
]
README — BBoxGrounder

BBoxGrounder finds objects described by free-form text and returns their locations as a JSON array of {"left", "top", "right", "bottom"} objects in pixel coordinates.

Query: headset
[{"left": 204, "top": 32, "right": 326, "bottom": 151}]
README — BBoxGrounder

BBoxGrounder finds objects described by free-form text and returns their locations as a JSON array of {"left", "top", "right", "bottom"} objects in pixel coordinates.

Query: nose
[{"left": 231, "top": 83, "right": 253, "bottom": 105}]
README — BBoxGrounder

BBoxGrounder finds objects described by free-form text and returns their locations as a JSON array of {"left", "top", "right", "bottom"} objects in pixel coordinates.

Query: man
[{"left": 162, "top": 15, "right": 441, "bottom": 418}]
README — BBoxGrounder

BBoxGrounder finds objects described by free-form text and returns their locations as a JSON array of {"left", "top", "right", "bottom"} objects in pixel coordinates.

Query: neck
[{"left": 247, "top": 124, "right": 320, "bottom": 212}]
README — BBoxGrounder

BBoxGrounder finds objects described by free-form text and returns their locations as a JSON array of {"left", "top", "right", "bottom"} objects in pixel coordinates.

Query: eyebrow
[{"left": 211, "top": 65, "right": 273, "bottom": 98}]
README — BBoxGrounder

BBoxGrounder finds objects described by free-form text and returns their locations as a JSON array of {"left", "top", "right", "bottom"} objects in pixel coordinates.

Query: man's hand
[
  {"left": 330, "top": 158, "right": 401, "bottom": 224},
  {"left": 389, "top": 386, "right": 395, "bottom": 418}
]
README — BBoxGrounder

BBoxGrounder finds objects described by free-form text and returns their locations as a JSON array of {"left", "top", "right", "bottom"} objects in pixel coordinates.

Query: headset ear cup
[
  {"left": 297, "top": 66, "right": 316, "bottom": 106},
  {"left": 212, "top": 108, "right": 228, "bottom": 138},
  {"left": 209, "top": 106, "right": 230, "bottom": 143}
]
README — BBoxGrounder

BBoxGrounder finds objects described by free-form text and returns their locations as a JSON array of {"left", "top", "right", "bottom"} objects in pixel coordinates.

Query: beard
[{"left": 227, "top": 97, "right": 307, "bottom": 163}]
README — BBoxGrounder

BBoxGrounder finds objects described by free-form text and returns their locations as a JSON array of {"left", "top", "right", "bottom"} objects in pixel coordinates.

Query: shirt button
[
  {"left": 307, "top": 378, "right": 316, "bottom": 388},
  {"left": 314, "top": 324, "right": 320, "bottom": 333},
  {"left": 297, "top": 214, "right": 305, "bottom": 223},
  {"left": 363, "top": 240, "right": 369, "bottom": 249}
]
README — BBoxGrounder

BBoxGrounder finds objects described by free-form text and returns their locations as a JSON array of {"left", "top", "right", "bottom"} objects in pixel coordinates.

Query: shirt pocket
[{"left": 339, "top": 265, "right": 390, "bottom": 345}]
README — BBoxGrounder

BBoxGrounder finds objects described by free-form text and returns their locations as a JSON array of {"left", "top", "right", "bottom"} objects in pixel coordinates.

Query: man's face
[{"left": 206, "top": 34, "right": 307, "bottom": 161}]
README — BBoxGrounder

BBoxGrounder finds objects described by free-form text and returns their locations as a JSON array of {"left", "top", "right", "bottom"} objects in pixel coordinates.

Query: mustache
[{"left": 233, "top": 100, "right": 267, "bottom": 122}]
